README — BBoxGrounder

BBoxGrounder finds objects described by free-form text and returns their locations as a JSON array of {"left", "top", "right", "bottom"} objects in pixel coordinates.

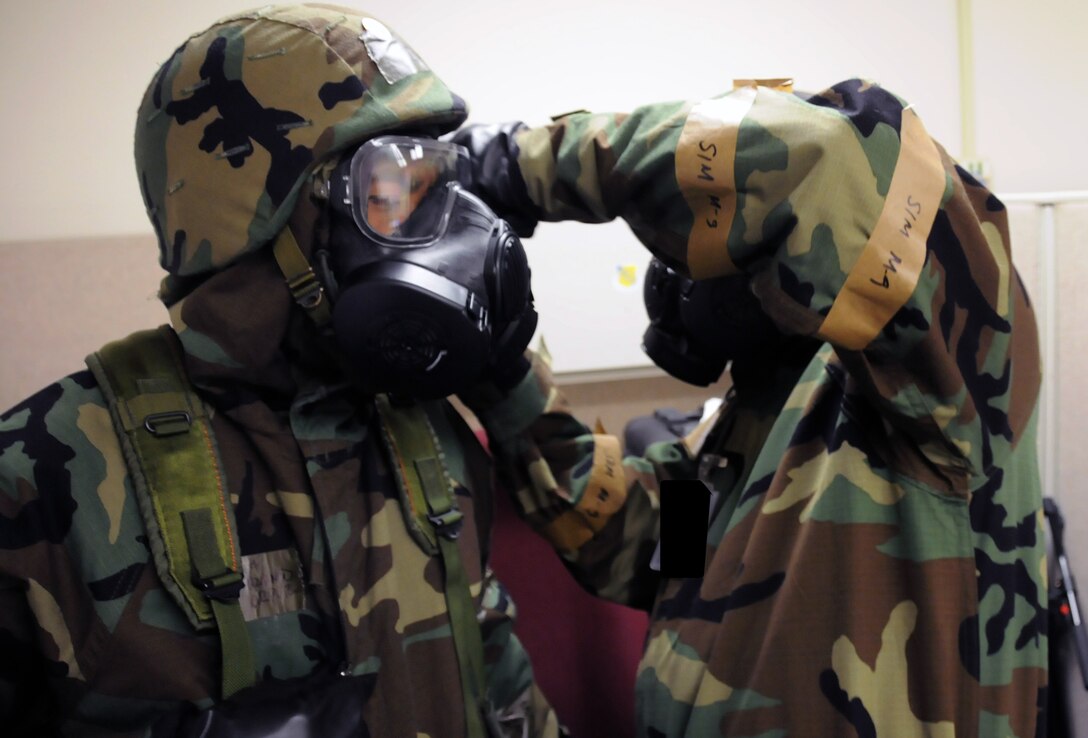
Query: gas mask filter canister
[{"left": 323, "top": 136, "right": 537, "bottom": 400}]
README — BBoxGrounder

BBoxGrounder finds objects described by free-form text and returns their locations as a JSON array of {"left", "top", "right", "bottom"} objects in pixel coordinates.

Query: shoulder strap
[
  {"left": 87, "top": 325, "right": 256, "bottom": 699},
  {"left": 374, "top": 393, "right": 490, "bottom": 738}
]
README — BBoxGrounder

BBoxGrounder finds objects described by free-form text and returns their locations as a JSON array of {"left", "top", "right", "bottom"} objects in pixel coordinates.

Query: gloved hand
[
  {"left": 445, "top": 122, "right": 543, "bottom": 238},
  {"left": 457, "top": 349, "right": 534, "bottom": 419},
  {"left": 484, "top": 348, "right": 532, "bottom": 392}
]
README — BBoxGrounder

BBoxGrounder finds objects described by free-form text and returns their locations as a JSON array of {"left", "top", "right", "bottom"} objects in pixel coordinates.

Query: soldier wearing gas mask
[
  {"left": 448, "top": 81, "right": 1048, "bottom": 736},
  {"left": 0, "top": 6, "right": 555, "bottom": 737}
]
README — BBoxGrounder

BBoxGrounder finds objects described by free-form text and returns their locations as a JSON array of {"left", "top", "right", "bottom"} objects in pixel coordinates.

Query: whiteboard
[{"left": 526, "top": 220, "right": 654, "bottom": 373}]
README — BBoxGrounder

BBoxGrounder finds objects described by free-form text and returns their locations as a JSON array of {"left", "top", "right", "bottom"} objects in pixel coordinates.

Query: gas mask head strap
[{"left": 272, "top": 225, "right": 333, "bottom": 329}]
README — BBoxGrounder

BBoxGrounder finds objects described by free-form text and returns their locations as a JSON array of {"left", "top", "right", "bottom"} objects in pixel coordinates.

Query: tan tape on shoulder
[
  {"left": 818, "top": 109, "right": 946, "bottom": 350},
  {"left": 538, "top": 434, "right": 626, "bottom": 553},
  {"left": 676, "top": 86, "right": 756, "bottom": 279},
  {"left": 732, "top": 78, "right": 794, "bottom": 92}
]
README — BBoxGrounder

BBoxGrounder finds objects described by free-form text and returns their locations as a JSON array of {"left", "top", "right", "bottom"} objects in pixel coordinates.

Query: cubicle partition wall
[{"left": 1006, "top": 194, "right": 1088, "bottom": 528}]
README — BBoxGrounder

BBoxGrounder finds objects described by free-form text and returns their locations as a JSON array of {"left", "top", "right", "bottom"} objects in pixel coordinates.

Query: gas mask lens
[{"left": 348, "top": 136, "right": 471, "bottom": 246}]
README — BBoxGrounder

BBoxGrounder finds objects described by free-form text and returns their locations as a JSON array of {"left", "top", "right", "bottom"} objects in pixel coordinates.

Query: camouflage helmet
[{"left": 135, "top": 4, "right": 469, "bottom": 304}]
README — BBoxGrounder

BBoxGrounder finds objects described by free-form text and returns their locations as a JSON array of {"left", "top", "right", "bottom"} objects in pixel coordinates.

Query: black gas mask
[
  {"left": 320, "top": 136, "right": 537, "bottom": 400},
  {"left": 641, "top": 257, "right": 785, "bottom": 386}
]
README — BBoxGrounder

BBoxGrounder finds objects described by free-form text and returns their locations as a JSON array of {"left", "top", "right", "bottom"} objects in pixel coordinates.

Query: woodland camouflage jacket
[
  {"left": 469, "top": 78, "right": 1046, "bottom": 737},
  {"left": 0, "top": 255, "right": 567, "bottom": 737}
]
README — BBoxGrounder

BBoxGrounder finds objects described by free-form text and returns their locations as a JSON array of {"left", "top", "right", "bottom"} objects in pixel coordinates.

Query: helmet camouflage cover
[{"left": 135, "top": 3, "right": 468, "bottom": 304}]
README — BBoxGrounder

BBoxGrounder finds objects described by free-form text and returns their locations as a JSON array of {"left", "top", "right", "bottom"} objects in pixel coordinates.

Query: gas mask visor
[{"left": 340, "top": 135, "right": 472, "bottom": 247}]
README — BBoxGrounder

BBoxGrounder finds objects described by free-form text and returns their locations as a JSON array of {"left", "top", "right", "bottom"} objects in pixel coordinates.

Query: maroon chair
[{"left": 487, "top": 452, "right": 650, "bottom": 738}]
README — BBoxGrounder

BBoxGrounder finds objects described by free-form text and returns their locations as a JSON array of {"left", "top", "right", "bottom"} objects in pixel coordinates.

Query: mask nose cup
[{"left": 332, "top": 261, "right": 490, "bottom": 400}]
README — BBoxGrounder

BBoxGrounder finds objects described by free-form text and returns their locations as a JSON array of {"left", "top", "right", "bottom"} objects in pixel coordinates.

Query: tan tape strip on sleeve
[
  {"left": 538, "top": 434, "right": 627, "bottom": 553},
  {"left": 576, "top": 434, "right": 627, "bottom": 531},
  {"left": 818, "top": 109, "right": 946, "bottom": 350},
  {"left": 676, "top": 86, "right": 756, "bottom": 279},
  {"left": 540, "top": 509, "right": 595, "bottom": 553}
]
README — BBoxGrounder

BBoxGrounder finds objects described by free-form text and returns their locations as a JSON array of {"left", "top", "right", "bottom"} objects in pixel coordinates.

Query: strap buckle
[
  {"left": 195, "top": 570, "right": 245, "bottom": 602},
  {"left": 143, "top": 410, "right": 192, "bottom": 437},
  {"left": 428, "top": 508, "right": 464, "bottom": 540},
  {"left": 285, "top": 269, "right": 326, "bottom": 310}
]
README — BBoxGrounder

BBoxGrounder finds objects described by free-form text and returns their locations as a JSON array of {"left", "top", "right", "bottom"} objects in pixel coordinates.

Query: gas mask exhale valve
[{"left": 322, "top": 136, "right": 537, "bottom": 400}]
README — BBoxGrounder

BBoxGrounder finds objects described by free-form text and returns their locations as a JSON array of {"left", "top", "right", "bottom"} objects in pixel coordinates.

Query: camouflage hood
[{"left": 135, "top": 3, "right": 469, "bottom": 306}]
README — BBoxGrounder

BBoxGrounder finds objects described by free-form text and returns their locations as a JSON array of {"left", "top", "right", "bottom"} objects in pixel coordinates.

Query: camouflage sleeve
[
  {"left": 0, "top": 562, "right": 57, "bottom": 735},
  {"left": 0, "top": 396, "right": 64, "bottom": 735},
  {"left": 0, "top": 376, "right": 120, "bottom": 735},
  {"left": 515, "top": 78, "right": 1037, "bottom": 477},
  {"left": 477, "top": 571, "right": 562, "bottom": 736},
  {"left": 463, "top": 351, "right": 668, "bottom": 610}
]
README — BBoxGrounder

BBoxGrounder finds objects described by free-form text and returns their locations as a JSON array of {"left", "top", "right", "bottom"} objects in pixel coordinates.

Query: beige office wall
[{"left": 0, "top": 236, "right": 167, "bottom": 402}]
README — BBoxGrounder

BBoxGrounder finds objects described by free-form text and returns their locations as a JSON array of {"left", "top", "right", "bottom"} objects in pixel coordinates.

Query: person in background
[
  {"left": 0, "top": 5, "right": 561, "bottom": 736},
  {"left": 453, "top": 78, "right": 1047, "bottom": 736}
]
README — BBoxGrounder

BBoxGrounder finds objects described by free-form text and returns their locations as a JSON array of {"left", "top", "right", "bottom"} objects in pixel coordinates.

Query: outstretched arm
[
  {"left": 460, "top": 349, "right": 705, "bottom": 610},
  {"left": 458, "top": 79, "right": 1039, "bottom": 484}
]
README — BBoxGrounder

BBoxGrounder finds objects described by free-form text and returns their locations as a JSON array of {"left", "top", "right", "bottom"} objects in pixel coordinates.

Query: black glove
[
  {"left": 455, "top": 349, "right": 534, "bottom": 419},
  {"left": 445, "top": 122, "right": 543, "bottom": 237}
]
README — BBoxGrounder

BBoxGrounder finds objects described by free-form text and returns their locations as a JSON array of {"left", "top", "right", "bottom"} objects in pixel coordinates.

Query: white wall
[
  {"left": 1, "top": 0, "right": 970, "bottom": 374},
  {"left": 6, "top": 0, "right": 1086, "bottom": 241},
  {"left": 4, "top": 1, "right": 1087, "bottom": 375},
  {"left": 0, "top": 0, "right": 963, "bottom": 245},
  {"left": 973, "top": 0, "right": 1088, "bottom": 192}
]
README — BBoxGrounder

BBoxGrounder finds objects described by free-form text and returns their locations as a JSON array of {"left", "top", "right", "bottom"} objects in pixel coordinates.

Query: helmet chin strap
[
  {"left": 272, "top": 224, "right": 333, "bottom": 330},
  {"left": 272, "top": 162, "right": 342, "bottom": 331},
  {"left": 273, "top": 220, "right": 372, "bottom": 393}
]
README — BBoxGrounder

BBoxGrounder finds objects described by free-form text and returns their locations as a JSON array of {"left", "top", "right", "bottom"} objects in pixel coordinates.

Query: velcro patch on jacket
[{"left": 239, "top": 548, "right": 306, "bottom": 621}]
